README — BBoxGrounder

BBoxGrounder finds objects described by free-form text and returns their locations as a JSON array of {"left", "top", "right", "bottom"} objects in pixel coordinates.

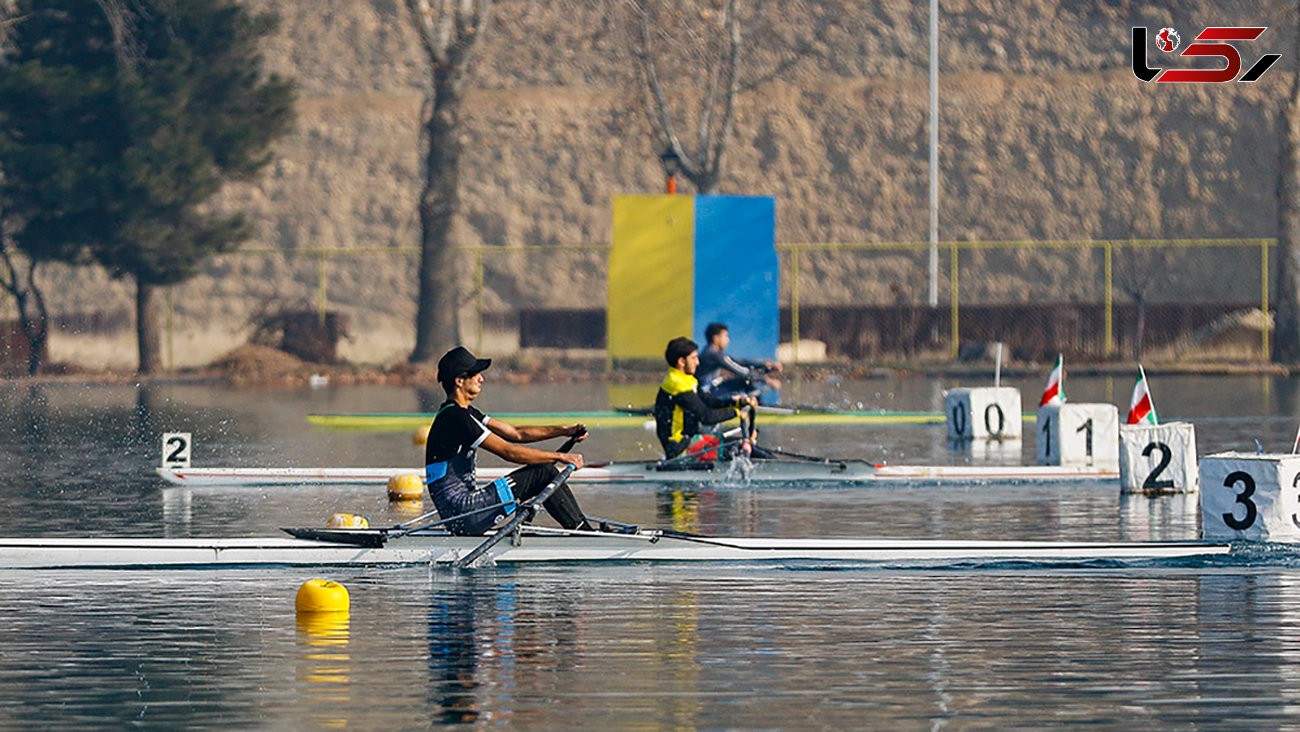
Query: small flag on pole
[
  {"left": 1039, "top": 354, "right": 1064, "bottom": 407},
  {"left": 1126, "top": 366, "right": 1158, "bottom": 425}
]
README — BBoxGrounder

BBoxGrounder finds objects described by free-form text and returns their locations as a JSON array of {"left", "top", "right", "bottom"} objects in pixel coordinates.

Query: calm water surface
[{"left": 2, "top": 373, "right": 1300, "bottom": 729}]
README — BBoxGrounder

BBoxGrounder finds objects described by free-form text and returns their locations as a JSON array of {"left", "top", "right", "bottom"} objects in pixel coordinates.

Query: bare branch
[
  {"left": 98, "top": 0, "right": 143, "bottom": 72},
  {"left": 634, "top": 4, "right": 694, "bottom": 175}
]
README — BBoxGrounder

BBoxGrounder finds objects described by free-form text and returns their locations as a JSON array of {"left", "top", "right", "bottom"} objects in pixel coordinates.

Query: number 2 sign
[{"left": 161, "top": 432, "right": 192, "bottom": 469}]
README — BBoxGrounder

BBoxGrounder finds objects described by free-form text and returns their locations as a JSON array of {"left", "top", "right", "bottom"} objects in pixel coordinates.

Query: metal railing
[{"left": 156, "top": 237, "right": 1277, "bottom": 366}]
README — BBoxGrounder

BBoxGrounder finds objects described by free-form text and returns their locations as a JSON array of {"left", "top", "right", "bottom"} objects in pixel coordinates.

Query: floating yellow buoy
[
  {"left": 386, "top": 473, "right": 424, "bottom": 502},
  {"left": 327, "top": 513, "right": 369, "bottom": 529},
  {"left": 412, "top": 424, "right": 430, "bottom": 445},
  {"left": 296, "top": 579, "right": 350, "bottom": 613},
  {"left": 390, "top": 498, "right": 425, "bottom": 517}
]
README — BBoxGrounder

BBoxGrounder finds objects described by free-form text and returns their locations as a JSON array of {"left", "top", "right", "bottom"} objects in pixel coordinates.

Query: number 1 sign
[{"left": 1036, "top": 403, "right": 1119, "bottom": 469}]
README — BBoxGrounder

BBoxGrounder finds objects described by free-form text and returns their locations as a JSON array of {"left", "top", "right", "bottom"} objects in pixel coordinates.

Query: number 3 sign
[{"left": 1200, "top": 453, "right": 1300, "bottom": 541}]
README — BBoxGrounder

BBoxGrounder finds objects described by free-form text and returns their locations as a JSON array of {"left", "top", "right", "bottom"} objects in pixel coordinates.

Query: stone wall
[{"left": 23, "top": 0, "right": 1293, "bottom": 368}]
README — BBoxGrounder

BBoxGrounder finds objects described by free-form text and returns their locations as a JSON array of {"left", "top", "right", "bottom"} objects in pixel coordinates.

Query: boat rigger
[{"left": 0, "top": 527, "right": 1231, "bottom": 569}]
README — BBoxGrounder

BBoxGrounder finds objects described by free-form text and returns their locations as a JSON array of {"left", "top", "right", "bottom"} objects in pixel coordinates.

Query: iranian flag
[
  {"left": 1126, "top": 366, "right": 1158, "bottom": 425},
  {"left": 1039, "top": 354, "right": 1064, "bottom": 407}
]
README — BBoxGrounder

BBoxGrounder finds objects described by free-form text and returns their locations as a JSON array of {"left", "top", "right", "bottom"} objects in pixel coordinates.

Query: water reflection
[
  {"left": 1117, "top": 492, "right": 1200, "bottom": 541},
  {"left": 295, "top": 611, "right": 352, "bottom": 724},
  {"left": 654, "top": 490, "right": 760, "bottom": 535},
  {"left": 946, "top": 438, "right": 1023, "bottom": 464},
  {"left": 426, "top": 577, "right": 509, "bottom": 724}
]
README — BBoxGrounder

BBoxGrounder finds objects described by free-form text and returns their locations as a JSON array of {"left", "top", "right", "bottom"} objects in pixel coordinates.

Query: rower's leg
[{"left": 504, "top": 464, "right": 591, "bottom": 531}]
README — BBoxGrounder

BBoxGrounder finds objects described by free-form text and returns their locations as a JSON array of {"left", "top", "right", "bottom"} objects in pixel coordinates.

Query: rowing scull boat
[
  {"left": 306, "top": 410, "right": 955, "bottom": 431},
  {"left": 0, "top": 527, "right": 1229, "bottom": 569},
  {"left": 156, "top": 460, "right": 1119, "bottom": 487}
]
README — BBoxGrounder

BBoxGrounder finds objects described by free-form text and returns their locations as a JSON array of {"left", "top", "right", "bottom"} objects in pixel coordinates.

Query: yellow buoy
[
  {"left": 386, "top": 473, "right": 424, "bottom": 502},
  {"left": 295, "top": 579, "right": 350, "bottom": 613},
  {"left": 412, "top": 424, "right": 430, "bottom": 445},
  {"left": 327, "top": 513, "right": 369, "bottom": 529},
  {"left": 390, "top": 498, "right": 425, "bottom": 517}
]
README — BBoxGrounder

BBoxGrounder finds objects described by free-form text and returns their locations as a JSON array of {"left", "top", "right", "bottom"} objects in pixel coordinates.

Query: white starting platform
[
  {"left": 1118, "top": 422, "right": 1198, "bottom": 494},
  {"left": 945, "top": 387, "right": 1023, "bottom": 442},
  {"left": 1202, "top": 452, "right": 1300, "bottom": 542},
  {"left": 1036, "top": 403, "right": 1119, "bottom": 470}
]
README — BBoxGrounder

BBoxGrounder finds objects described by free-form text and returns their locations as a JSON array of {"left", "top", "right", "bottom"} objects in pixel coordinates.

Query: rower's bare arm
[
  {"left": 487, "top": 421, "right": 586, "bottom": 444},
  {"left": 481, "top": 432, "right": 584, "bottom": 468}
]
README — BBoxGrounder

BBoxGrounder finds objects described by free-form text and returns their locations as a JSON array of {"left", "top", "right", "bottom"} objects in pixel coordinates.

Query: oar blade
[{"left": 283, "top": 527, "right": 388, "bottom": 548}]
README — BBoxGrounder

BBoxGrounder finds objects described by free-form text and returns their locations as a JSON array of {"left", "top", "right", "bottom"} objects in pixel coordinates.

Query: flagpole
[
  {"left": 994, "top": 343, "right": 1002, "bottom": 389},
  {"left": 1138, "top": 364, "right": 1154, "bottom": 425}
]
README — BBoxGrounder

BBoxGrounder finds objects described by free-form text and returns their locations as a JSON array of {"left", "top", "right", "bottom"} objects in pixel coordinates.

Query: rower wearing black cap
[{"left": 424, "top": 346, "right": 593, "bottom": 535}]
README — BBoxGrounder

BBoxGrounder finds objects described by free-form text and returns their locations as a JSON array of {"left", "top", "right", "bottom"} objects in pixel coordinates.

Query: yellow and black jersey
[{"left": 653, "top": 368, "right": 739, "bottom": 458}]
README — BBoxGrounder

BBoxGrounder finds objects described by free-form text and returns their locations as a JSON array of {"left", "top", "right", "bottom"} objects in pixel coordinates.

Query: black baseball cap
[{"left": 437, "top": 346, "right": 492, "bottom": 383}]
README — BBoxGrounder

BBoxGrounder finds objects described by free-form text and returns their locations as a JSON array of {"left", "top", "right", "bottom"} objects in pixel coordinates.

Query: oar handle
[
  {"left": 454, "top": 462, "right": 578, "bottom": 568},
  {"left": 555, "top": 426, "right": 587, "bottom": 457}
]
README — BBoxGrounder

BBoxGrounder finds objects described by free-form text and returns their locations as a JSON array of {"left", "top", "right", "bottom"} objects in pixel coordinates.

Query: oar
[
  {"left": 310, "top": 428, "right": 587, "bottom": 547},
  {"left": 448, "top": 427, "right": 586, "bottom": 567},
  {"left": 453, "top": 462, "right": 578, "bottom": 568},
  {"left": 741, "top": 401, "right": 756, "bottom": 456}
]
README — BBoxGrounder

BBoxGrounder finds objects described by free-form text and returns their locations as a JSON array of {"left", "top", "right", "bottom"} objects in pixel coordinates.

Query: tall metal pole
[{"left": 928, "top": 0, "right": 939, "bottom": 308}]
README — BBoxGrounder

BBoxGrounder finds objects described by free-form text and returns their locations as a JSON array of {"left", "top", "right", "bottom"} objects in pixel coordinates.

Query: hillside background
[{"left": 16, "top": 0, "right": 1294, "bottom": 369}]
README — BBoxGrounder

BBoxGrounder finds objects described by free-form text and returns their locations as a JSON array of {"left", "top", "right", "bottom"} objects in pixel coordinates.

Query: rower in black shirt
[
  {"left": 424, "top": 346, "right": 592, "bottom": 535},
  {"left": 653, "top": 336, "right": 757, "bottom": 459},
  {"left": 697, "top": 322, "right": 783, "bottom": 405}
]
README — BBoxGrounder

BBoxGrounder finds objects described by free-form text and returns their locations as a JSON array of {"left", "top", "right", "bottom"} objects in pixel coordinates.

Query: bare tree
[
  {"left": 1114, "top": 244, "right": 1177, "bottom": 361},
  {"left": 631, "top": 0, "right": 740, "bottom": 194},
  {"left": 1274, "top": 10, "right": 1300, "bottom": 363},
  {"left": 405, "top": 0, "right": 487, "bottom": 363}
]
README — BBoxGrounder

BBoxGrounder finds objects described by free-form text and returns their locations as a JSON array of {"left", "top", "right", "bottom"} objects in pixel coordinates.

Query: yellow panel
[
  {"left": 607, "top": 381, "right": 658, "bottom": 411},
  {"left": 608, "top": 195, "right": 694, "bottom": 360}
]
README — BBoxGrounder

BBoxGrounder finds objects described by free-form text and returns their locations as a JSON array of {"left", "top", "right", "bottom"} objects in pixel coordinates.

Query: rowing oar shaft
[
  {"left": 390, "top": 427, "right": 586, "bottom": 538},
  {"left": 453, "top": 462, "right": 578, "bottom": 568}
]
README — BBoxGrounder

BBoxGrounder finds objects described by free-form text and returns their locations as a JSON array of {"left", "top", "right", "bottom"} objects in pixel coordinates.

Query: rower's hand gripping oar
[
  {"left": 452, "top": 428, "right": 586, "bottom": 569},
  {"left": 739, "top": 397, "right": 756, "bottom": 457}
]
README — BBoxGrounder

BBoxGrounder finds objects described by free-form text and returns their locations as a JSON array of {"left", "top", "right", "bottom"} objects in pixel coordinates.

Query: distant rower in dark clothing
[
  {"left": 654, "top": 336, "right": 757, "bottom": 459},
  {"left": 697, "top": 322, "right": 783, "bottom": 405},
  {"left": 424, "top": 346, "right": 592, "bottom": 536}
]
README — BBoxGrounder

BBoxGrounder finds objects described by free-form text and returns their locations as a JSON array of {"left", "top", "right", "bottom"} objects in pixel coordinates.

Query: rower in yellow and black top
[{"left": 654, "top": 337, "right": 757, "bottom": 459}]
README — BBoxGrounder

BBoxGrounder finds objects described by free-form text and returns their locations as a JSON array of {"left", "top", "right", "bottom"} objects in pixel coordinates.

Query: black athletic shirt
[
  {"left": 424, "top": 401, "right": 493, "bottom": 523},
  {"left": 697, "top": 344, "right": 766, "bottom": 391}
]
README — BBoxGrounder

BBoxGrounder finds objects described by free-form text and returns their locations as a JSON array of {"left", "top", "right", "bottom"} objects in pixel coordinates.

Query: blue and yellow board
[{"left": 609, "top": 195, "right": 777, "bottom": 361}]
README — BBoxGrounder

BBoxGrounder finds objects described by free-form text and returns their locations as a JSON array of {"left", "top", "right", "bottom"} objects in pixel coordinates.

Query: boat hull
[
  {"left": 156, "top": 460, "right": 1120, "bottom": 487},
  {"left": 0, "top": 532, "right": 1229, "bottom": 569}
]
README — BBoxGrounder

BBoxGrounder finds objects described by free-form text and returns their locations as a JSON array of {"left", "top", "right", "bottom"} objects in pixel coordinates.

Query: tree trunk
[
  {"left": 0, "top": 241, "right": 49, "bottom": 376},
  {"left": 410, "top": 63, "right": 466, "bottom": 363},
  {"left": 1274, "top": 30, "right": 1300, "bottom": 363},
  {"left": 136, "top": 280, "right": 163, "bottom": 374}
]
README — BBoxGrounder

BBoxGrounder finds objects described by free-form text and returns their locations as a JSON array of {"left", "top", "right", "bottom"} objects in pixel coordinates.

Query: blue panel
[{"left": 692, "top": 196, "right": 778, "bottom": 360}]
